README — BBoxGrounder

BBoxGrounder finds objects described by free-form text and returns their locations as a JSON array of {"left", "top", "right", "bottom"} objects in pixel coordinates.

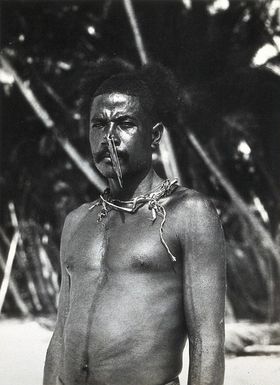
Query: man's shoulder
[
  {"left": 172, "top": 186, "right": 214, "bottom": 209},
  {"left": 66, "top": 202, "right": 91, "bottom": 223},
  {"left": 171, "top": 187, "right": 223, "bottom": 248},
  {"left": 170, "top": 186, "right": 219, "bottom": 224},
  {"left": 62, "top": 200, "right": 97, "bottom": 235},
  {"left": 60, "top": 202, "right": 94, "bottom": 258}
]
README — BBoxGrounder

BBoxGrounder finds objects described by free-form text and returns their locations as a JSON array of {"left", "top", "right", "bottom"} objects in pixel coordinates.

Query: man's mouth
[
  {"left": 96, "top": 149, "right": 127, "bottom": 162},
  {"left": 95, "top": 149, "right": 111, "bottom": 162}
]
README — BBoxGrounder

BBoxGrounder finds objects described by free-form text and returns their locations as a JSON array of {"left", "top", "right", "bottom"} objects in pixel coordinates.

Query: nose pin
[
  {"left": 105, "top": 133, "right": 123, "bottom": 189},
  {"left": 107, "top": 121, "right": 115, "bottom": 136},
  {"left": 106, "top": 133, "right": 119, "bottom": 145}
]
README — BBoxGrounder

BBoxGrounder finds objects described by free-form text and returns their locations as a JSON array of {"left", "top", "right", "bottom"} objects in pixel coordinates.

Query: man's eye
[
  {"left": 92, "top": 123, "right": 105, "bottom": 129},
  {"left": 119, "top": 121, "right": 134, "bottom": 128}
]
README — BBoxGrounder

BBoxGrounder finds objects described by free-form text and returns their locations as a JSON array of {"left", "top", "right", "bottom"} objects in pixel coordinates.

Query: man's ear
[{"left": 151, "top": 122, "right": 164, "bottom": 149}]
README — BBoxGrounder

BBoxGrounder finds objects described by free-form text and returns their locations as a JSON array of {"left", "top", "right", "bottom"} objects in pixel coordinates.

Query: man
[{"left": 43, "top": 64, "right": 225, "bottom": 385}]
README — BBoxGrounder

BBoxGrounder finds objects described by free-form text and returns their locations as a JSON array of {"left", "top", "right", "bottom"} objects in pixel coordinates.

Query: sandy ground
[{"left": 0, "top": 318, "right": 279, "bottom": 385}]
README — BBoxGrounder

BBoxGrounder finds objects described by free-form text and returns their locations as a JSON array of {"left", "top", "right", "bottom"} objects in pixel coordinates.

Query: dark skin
[{"left": 43, "top": 93, "right": 225, "bottom": 385}]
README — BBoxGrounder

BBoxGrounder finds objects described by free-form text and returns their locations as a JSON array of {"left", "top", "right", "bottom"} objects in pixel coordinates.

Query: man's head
[
  {"left": 89, "top": 94, "right": 163, "bottom": 180},
  {"left": 81, "top": 61, "right": 181, "bottom": 181}
]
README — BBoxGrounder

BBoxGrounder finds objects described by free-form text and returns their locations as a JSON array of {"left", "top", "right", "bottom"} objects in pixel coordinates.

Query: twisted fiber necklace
[{"left": 89, "top": 178, "right": 178, "bottom": 262}]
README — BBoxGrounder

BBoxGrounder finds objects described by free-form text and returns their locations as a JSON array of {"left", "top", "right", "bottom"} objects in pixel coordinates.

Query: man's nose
[{"left": 107, "top": 122, "right": 120, "bottom": 144}]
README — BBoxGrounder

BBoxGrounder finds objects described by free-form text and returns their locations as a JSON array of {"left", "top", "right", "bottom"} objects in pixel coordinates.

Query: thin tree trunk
[
  {"left": 123, "top": 0, "right": 148, "bottom": 65},
  {"left": 0, "top": 216, "right": 42, "bottom": 312},
  {"left": 24, "top": 226, "right": 55, "bottom": 313},
  {"left": 0, "top": 231, "right": 20, "bottom": 313},
  {"left": 17, "top": 243, "right": 43, "bottom": 312},
  {"left": 38, "top": 245, "right": 59, "bottom": 301},
  {"left": 0, "top": 248, "right": 29, "bottom": 316},
  {"left": 241, "top": 217, "right": 276, "bottom": 322}
]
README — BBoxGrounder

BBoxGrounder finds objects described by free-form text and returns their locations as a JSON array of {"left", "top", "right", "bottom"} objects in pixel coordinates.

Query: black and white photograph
[{"left": 0, "top": 1, "right": 280, "bottom": 384}]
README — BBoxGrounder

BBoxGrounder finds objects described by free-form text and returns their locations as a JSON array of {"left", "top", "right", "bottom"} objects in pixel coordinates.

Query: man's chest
[{"left": 66, "top": 207, "right": 180, "bottom": 274}]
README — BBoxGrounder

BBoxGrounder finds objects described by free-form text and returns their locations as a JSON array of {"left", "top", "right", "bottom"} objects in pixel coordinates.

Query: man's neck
[{"left": 107, "top": 169, "right": 164, "bottom": 201}]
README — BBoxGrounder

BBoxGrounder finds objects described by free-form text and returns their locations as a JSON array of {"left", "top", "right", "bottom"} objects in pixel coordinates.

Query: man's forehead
[{"left": 90, "top": 93, "right": 141, "bottom": 115}]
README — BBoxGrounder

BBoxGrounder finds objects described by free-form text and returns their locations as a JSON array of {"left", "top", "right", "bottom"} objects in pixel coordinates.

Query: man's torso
[{"left": 59, "top": 189, "right": 188, "bottom": 385}]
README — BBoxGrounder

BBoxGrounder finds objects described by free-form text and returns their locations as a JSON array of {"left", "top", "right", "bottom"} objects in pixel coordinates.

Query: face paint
[{"left": 106, "top": 134, "right": 123, "bottom": 188}]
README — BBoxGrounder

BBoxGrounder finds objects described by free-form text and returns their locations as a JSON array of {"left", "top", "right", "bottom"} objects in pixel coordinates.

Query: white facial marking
[{"left": 107, "top": 93, "right": 131, "bottom": 104}]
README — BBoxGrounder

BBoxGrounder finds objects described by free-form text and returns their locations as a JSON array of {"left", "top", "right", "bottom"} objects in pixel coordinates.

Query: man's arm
[
  {"left": 43, "top": 204, "right": 89, "bottom": 385},
  {"left": 43, "top": 212, "right": 72, "bottom": 385},
  {"left": 180, "top": 193, "right": 226, "bottom": 385}
]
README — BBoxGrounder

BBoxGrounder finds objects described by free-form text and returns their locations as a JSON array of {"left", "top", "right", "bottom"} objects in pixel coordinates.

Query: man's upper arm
[
  {"left": 55, "top": 204, "right": 90, "bottom": 332},
  {"left": 55, "top": 213, "right": 73, "bottom": 332},
  {"left": 44, "top": 204, "right": 91, "bottom": 385},
  {"left": 180, "top": 192, "right": 226, "bottom": 343}
]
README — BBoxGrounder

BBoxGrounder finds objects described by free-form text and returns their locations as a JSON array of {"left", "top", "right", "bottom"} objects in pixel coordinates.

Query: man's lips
[
  {"left": 95, "top": 148, "right": 128, "bottom": 163},
  {"left": 101, "top": 151, "right": 115, "bottom": 161},
  {"left": 103, "top": 151, "right": 111, "bottom": 159},
  {"left": 94, "top": 149, "right": 110, "bottom": 163}
]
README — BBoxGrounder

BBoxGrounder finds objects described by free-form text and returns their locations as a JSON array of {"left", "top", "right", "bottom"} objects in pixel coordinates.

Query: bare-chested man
[{"left": 43, "top": 65, "right": 225, "bottom": 385}]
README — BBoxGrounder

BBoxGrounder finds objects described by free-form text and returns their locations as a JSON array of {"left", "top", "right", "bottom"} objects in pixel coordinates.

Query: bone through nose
[
  {"left": 107, "top": 122, "right": 115, "bottom": 137},
  {"left": 106, "top": 122, "right": 121, "bottom": 145}
]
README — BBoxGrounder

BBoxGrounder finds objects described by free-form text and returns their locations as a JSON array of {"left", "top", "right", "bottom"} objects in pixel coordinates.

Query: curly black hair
[{"left": 78, "top": 57, "right": 182, "bottom": 129}]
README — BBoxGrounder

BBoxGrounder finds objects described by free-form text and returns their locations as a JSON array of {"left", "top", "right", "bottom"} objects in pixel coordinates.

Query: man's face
[{"left": 89, "top": 93, "right": 153, "bottom": 180}]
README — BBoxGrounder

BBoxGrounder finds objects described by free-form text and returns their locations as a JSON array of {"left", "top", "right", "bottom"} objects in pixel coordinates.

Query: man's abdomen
[{"left": 61, "top": 271, "right": 186, "bottom": 385}]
